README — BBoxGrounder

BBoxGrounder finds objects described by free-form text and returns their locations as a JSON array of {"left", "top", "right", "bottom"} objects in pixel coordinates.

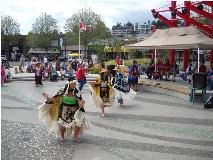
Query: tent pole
[
  {"left": 198, "top": 48, "right": 200, "bottom": 73},
  {"left": 154, "top": 49, "right": 157, "bottom": 85}
]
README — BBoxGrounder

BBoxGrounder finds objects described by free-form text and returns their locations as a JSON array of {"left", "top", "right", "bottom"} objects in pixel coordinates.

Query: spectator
[
  {"left": 20, "top": 55, "right": 25, "bottom": 69},
  {"left": 199, "top": 60, "right": 207, "bottom": 73},
  {"left": 154, "top": 59, "right": 163, "bottom": 80},
  {"left": 128, "top": 59, "right": 141, "bottom": 91},
  {"left": 88, "top": 59, "right": 94, "bottom": 68},
  {"left": 62, "top": 61, "right": 68, "bottom": 70},
  {"left": 1, "top": 63, "right": 6, "bottom": 85},
  {"left": 76, "top": 64, "right": 86, "bottom": 91},
  {"left": 207, "top": 68, "right": 213, "bottom": 90},
  {"left": 11, "top": 52, "right": 15, "bottom": 62},
  {"left": 115, "top": 55, "right": 123, "bottom": 66},
  {"left": 47, "top": 63, "right": 52, "bottom": 78},
  {"left": 180, "top": 63, "right": 192, "bottom": 82},
  {"left": 163, "top": 58, "right": 171, "bottom": 80},
  {"left": 2, "top": 59, "right": 10, "bottom": 69},
  {"left": 171, "top": 61, "right": 179, "bottom": 82},
  {"left": 17, "top": 52, "right": 21, "bottom": 61},
  {"left": 34, "top": 62, "right": 43, "bottom": 86},
  {"left": 82, "top": 60, "right": 88, "bottom": 73},
  {"left": 67, "top": 65, "right": 75, "bottom": 82},
  {"left": 43, "top": 55, "right": 48, "bottom": 67},
  {"left": 26, "top": 59, "right": 32, "bottom": 73},
  {"left": 50, "top": 65, "right": 58, "bottom": 82},
  {"left": 60, "top": 66, "right": 65, "bottom": 81},
  {"left": 145, "top": 59, "right": 155, "bottom": 79},
  {"left": 14, "top": 51, "right": 18, "bottom": 61},
  {"left": 19, "top": 65, "right": 24, "bottom": 73}
]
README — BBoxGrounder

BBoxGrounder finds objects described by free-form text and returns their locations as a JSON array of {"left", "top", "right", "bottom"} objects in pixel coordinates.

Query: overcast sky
[{"left": 1, "top": 0, "right": 186, "bottom": 34}]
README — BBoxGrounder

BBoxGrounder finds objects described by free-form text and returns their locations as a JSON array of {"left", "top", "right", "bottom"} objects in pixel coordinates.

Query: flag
[{"left": 80, "top": 23, "right": 90, "bottom": 31}]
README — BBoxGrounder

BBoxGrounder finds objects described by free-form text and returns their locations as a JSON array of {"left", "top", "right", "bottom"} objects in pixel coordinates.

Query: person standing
[
  {"left": 128, "top": 59, "right": 141, "bottom": 91},
  {"left": 163, "top": 58, "right": 171, "bottom": 80},
  {"left": 20, "top": 55, "right": 25, "bottom": 70},
  {"left": 199, "top": 60, "right": 207, "bottom": 73},
  {"left": 145, "top": 59, "right": 155, "bottom": 79},
  {"left": 76, "top": 64, "right": 86, "bottom": 91},
  {"left": 34, "top": 62, "right": 43, "bottom": 86},
  {"left": 171, "top": 61, "right": 179, "bottom": 82},
  {"left": 1, "top": 63, "right": 6, "bottom": 85},
  {"left": 60, "top": 66, "right": 65, "bottom": 81},
  {"left": 11, "top": 52, "right": 15, "bottom": 62},
  {"left": 43, "top": 55, "right": 48, "bottom": 67},
  {"left": 207, "top": 68, "right": 213, "bottom": 90}
]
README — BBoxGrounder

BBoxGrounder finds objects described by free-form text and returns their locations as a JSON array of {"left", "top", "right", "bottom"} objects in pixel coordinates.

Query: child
[
  {"left": 14, "top": 67, "right": 19, "bottom": 74},
  {"left": 19, "top": 65, "right": 24, "bottom": 73}
]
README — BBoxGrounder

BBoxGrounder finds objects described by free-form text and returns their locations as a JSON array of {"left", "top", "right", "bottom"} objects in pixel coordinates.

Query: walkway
[{"left": 1, "top": 81, "right": 213, "bottom": 160}]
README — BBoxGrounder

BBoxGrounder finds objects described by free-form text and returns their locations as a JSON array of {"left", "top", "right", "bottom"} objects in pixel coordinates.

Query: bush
[
  {"left": 105, "top": 58, "right": 150, "bottom": 67},
  {"left": 88, "top": 66, "right": 101, "bottom": 74}
]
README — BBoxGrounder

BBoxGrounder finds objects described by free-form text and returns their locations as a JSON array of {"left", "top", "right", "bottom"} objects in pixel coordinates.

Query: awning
[
  {"left": 68, "top": 53, "right": 81, "bottom": 57},
  {"left": 125, "top": 26, "right": 213, "bottom": 49}
]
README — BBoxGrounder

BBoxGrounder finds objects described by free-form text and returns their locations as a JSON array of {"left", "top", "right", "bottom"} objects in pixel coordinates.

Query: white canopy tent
[{"left": 125, "top": 26, "right": 213, "bottom": 73}]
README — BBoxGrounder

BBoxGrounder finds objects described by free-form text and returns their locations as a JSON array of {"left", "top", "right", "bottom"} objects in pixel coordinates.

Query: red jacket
[
  {"left": 76, "top": 67, "right": 85, "bottom": 80},
  {"left": 199, "top": 64, "right": 207, "bottom": 73}
]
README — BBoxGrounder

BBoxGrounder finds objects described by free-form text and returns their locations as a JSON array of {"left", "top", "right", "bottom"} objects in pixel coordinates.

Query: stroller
[
  {"left": 65, "top": 68, "right": 75, "bottom": 82},
  {"left": 50, "top": 67, "right": 58, "bottom": 82}
]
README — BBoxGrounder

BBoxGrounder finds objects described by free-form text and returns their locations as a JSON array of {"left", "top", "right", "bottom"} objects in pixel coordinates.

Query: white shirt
[{"left": 44, "top": 57, "right": 48, "bottom": 64}]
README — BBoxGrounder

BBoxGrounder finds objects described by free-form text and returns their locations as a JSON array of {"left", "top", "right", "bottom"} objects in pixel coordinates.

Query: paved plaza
[{"left": 1, "top": 79, "right": 213, "bottom": 160}]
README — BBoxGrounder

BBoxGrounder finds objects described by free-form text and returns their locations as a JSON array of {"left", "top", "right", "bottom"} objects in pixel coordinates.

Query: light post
[
  {"left": 124, "top": 38, "right": 128, "bottom": 60},
  {"left": 59, "top": 32, "right": 64, "bottom": 57}
]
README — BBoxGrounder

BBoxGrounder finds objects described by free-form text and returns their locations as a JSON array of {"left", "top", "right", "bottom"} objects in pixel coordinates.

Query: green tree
[
  {"left": 151, "top": 20, "right": 169, "bottom": 29},
  {"left": 106, "top": 37, "right": 137, "bottom": 53},
  {"left": 64, "top": 8, "right": 109, "bottom": 57},
  {"left": 88, "top": 44, "right": 106, "bottom": 61},
  {"left": 1, "top": 15, "right": 20, "bottom": 57},
  {"left": 26, "top": 13, "right": 59, "bottom": 51},
  {"left": 196, "top": 4, "right": 211, "bottom": 26}
]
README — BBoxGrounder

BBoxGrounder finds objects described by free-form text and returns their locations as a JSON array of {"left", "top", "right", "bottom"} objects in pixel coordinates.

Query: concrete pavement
[{"left": 1, "top": 80, "right": 213, "bottom": 160}]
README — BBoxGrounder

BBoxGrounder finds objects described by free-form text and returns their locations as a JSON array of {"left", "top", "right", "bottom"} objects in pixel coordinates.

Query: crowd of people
[
  {"left": 145, "top": 58, "right": 210, "bottom": 84},
  {"left": 145, "top": 57, "right": 213, "bottom": 90},
  {"left": 2, "top": 53, "right": 213, "bottom": 90},
  {"left": 145, "top": 58, "right": 179, "bottom": 82}
]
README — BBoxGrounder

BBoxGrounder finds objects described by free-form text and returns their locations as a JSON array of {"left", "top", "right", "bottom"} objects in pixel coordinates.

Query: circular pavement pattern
[{"left": 1, "top": 81, "right": 213, "bottom": 160}]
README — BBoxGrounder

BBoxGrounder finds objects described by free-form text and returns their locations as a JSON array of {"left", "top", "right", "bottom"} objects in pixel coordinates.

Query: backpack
[{"left": 130, "top": 64, "right": 139, "bottom": 77}]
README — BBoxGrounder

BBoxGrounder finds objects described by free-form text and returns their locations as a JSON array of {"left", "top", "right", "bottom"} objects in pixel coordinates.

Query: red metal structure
[{"left": 151, "top": 1, "right": 213, "bottom": 70}]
